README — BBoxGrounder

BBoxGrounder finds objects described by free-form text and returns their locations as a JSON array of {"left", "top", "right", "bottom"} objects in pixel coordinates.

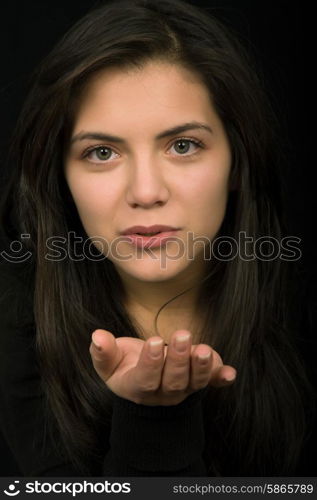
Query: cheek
[
  {"left": 65, "top": 170, "right": 117, "bottom": 222},
  {"left": 187, "top": 162, "right": 230, "bottom": 209},
  {"left": 183, "top": 159, "right": 231, "bottom": 236}
]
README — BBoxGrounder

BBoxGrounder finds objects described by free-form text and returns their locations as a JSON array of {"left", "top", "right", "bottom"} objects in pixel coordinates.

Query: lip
[
  {"left": 121, "top": 225, "right": 179, "bottom": 235},
  {"left": 120, "top": 225, "right": 180, "bottom": 249}
]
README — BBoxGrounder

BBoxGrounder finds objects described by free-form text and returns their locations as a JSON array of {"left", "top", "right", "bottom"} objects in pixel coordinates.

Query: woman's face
[{"left": 65, "top": 61, "right": 231, "bottom": 284}]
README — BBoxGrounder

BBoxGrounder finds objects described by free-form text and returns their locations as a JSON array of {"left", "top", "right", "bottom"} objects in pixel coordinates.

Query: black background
[{"left": 0, "top": 1, "right": 315, "bottom": 476}]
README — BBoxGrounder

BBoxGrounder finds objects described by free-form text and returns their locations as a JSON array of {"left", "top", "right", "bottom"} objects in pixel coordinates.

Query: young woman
[{"left": 0, "top": 0, "right": 314, "bottom": 477}]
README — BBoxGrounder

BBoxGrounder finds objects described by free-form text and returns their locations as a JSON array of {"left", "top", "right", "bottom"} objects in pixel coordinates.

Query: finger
[
  {"left": 131, "top": 336, "right": 165, "bottom": 394},
  {"left": 207, "top": 348, "right": 237, "bottom": 387},
  {"left": 210, "top": 364, "right": 237, "bottom": 387},
  {"left": 190, "top": 345, "right": 237, "bottom": 389},
  {"left": 89, "top": 329, "right": 122, "bottom": 381},
  {"left": 161, "top": 330, "right": 192, "bottom": 393},
  {"left": 189, "top": 344, "right": 214, "bottom": 391}
]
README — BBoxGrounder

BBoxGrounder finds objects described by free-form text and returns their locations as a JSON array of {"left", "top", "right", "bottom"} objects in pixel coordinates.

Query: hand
[{"left": 89, "top": 329, "right": 237, "bottom": 406}]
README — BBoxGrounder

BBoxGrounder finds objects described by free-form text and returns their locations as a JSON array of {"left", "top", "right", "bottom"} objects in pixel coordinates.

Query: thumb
[{"left": 90, "top": 329, "right": 122, "bottom": 381}]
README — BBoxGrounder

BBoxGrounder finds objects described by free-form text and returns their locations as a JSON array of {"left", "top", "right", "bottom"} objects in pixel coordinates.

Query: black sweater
[
  {"left": 1, "top": 254, "right": 316, "bottom": 477},
  {"left": 0, "top": 258, "right": 207, "bottom": 477}
]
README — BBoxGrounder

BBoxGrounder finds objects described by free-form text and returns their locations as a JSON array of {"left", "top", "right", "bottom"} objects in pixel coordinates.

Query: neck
[{"left": 115, "top": 262, "right": 207, "bottom": 343}]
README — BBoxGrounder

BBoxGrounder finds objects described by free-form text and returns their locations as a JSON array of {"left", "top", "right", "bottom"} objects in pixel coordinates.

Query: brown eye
[
  {"left": 174, "top": 140, "right": 191, "bottom": 154},
  {"left": 83, "top": 145, "right": 119, "bottom": 163},
  {"left": 170, "top": 138, "right": 204, "bottom": 156},
  {"left": 92, "top": 147, "right": 112, "bottom": 161}
]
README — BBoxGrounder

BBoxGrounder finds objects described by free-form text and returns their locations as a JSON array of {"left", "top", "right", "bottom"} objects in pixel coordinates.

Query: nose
[{"left": 126, "top": 156, "right": 170, "bottom": 209}]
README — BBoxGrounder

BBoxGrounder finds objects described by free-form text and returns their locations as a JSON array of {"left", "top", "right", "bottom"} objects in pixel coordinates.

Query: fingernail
[
  {"left": 174, "top": 333, "right": 190, "bottom": 353},
  {"left": 198, "top": 352, "right": 211, "bottom": 362},
  {"left": 222, "top": 373, "right": 236, "bottom": 383},
  {"left": 92, "top": 332, "right": 102, "bottom": 351},
  {"left": 149, "top": 339, "right": 164, "bottom": 358}
]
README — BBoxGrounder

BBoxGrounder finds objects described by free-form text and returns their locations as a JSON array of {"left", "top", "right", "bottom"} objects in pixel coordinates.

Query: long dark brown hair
[{"left": 0, "top": 0, "right": 314, "bottom": 476}]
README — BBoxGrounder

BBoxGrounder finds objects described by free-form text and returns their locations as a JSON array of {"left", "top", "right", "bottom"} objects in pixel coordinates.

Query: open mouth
[
  {"left": 136, "top": 232, "right": 160, "bottom": 236},
  {"left": 125, "top": 230, "right": 178, "bottom": 249}
]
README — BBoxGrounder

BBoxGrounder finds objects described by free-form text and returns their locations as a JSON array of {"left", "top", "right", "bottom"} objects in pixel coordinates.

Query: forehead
[{"left": 72, "top": 61, "right": 218, "bottom": 130}]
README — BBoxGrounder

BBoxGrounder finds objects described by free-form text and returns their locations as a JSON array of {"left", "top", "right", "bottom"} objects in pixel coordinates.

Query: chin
[{"left": 113, "top": 258, "right": 188, "bottom": 283}]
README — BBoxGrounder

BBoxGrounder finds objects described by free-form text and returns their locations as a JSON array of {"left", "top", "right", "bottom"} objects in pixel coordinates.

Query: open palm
[{"left": 90, "top": 329, "right": 236, "bottom": 406}]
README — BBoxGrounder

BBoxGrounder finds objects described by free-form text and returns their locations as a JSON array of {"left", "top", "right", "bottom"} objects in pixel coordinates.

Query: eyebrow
[{"left": 70, "top": 121, "right": 213, "bottom": 145}]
